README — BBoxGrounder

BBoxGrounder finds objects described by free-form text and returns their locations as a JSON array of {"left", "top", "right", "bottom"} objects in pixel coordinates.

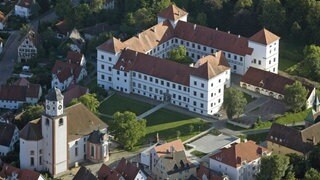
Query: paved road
[{"left": 0, "top": 31, "right": 20, "bottom": 85}]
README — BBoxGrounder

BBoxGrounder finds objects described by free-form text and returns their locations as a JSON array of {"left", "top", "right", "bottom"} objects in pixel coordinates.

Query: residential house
[
  {"left": 266, "top": 122, "right": 320, "bottom": 156},
  {"left": 240, "top": 67, "right": 316, "bottom": 108},
  {"left": 73, "top": 166, "right": 97, "bottom": 180},
  {"left": 0, "top": 164, "right": 45, "bottom": 180},
  {"left": 152, "top": 150, "right": 197, "bottom": 179},
  {"left": 148, "top": 139, "right": 185, "bottom": 170},
  {"left": 19, "top": 88, "right": 109, "bottom": 177},
  {"left": 0, "top": 78, "right": 42, "bottom": 109},
  {"left": 54, "top": 20, "right": 73, "bottom": 39},
  {"left": 197, "top": 165, "right": 229, "bottom": 180},
  {"left": 210, "top": 141, "right": 271, "bottom": 180},
  {"left": 0, "top": 11, "right": 5, "bottom": 30},
  {"left": 17, "top": 30, "right": 38, "bottom": 63},
  {"left": 51, "top": 52, "right": 87, "bottom": 91},
  {"left": 104, "top": 0, "right": 115, "bottom": 9},
  {"left": 97, "top": 4, "right": 280, "bottom": 116},
  {"left": 97, "top": 164, "right": 123, "bottom": 180},
  {"left": 69, "top": 29, "right": 85, "bottom": 52},
  {"left": 115, "top": 158, "right": 147, "bottom": 180},
  {"left": 14, "top": 0, "right": 35, "bottom": 18},
  {"left": 62, "top": 85, "right": 89, "bottom": 106},
  {"left": 0, "top": 122, "right": 19, "bottom": 156}
]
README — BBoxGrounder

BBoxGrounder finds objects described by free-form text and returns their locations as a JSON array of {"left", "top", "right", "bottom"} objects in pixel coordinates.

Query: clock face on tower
[
  {"left": 58, "top": 105, "right": 62, "bottom": 110},
  {"left": 46, "top": 105, "right": 50, "bottom": 110}
]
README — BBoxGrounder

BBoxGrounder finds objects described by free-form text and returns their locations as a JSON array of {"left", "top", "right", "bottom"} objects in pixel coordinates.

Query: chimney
[
  {"left": 228, "top": 31, "right": 230, "bottom": 34},
  {"left": 257, "top": 147, "right": 263, "bottom": 154},
  {"left": 156, "top": 133, "right": 159, "bottom": 143},
  {"left": 136, "top": 162, "right": 139, "bottom": 168},
  {"left": 135, "top": 51, "right": 138, "bottom": 57},
  {"left": 238, "top": 35, "right": 241, "bottom": 38},
  {"left": 215, "top": 27, "right": 218, "bottom": 30},
  {"left": 313, "top": 136, "right": 316, "bottom": 145},
  {"left": 193, "top": 24, "right": 197, "bottom": 30}
]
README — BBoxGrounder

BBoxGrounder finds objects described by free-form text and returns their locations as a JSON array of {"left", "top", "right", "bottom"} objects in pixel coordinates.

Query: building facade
[
  {"left": 19, "top": 88, "right": 108, "bottom": 177},
  {"left": 210, "top": 141, "right": 271, "bottom": 180},
  {"left": 17, "top": 30, "right": 37, "bottom": 63},
  {"left": 0, "top": 122, "right": 19, "bottom": 156},
  {"left": 14, "top": 0, "right": 34, "bottom": 18},
  {"left": 96, "top": 4, "right": 280, "bottom": 116}
]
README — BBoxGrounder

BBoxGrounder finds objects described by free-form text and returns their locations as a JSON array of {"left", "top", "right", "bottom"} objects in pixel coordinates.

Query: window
[
  {"left": 218, "top": 89, "right": 221, "bottom": 93},
  {"left": 46, "top": 119, "right": 49, "bottom": 126},
  {"left": 269, "top": 60, "right": 271, "bottom": 64},
  {"left": 39, "top": 156, "right": 42, "bottom": 165},
  {"left": 155, "top": 79, "right": 159, "bottom": 84},
  {"left": 253, "top": 59, "right": 257, "bottom": 63},
  {"left": 201, "top": 83, "right": 204, "bottom": 88},
  {"left": 234, "top": 55, "right": 237, "bottom": 60},
  {"left": 192, "top": 43, "right": 195, "bottom": 48},
  {"left": 138, "top": 74, "right": 142, "bottom": 79},
  {"left": 30, "top": 157, "right": 34, "bottom": 166},
  {"left": 144, "top": 75, "right": 147, "bottom": 80},
  {"left": 101, "top": 55, "right": 104, "bottom": 59},
  {"left": 203, "top": 46, "right": 206, "bottom": 51},
  {"left": 91, "top": 145, "right": 94, "bottom": 157},
  {"left": 193, "top": 101, "right": 197, "bottom": 106},
  {"left": 39, "top": 149, "right": 42, "bottom": 154},
  {"left": 75, "top": 147, "right": 78, "bottom": 156},
  {"left": 161, "top": 80, "right": 164, "bottom": 85},
  {"left": 194, "top": 81, "right": 197, "bottom": 86},
  {"left": 198, "top": 45, "right": 201, "bottom": 49},
  {"left": 172, "top": 84, "right": 176, "bottom": 89},
  {"left": 108, "top": 57, "right": 112, "bottom": 61},
  {"left": 101, "top": 64, "right": 105, "bottom": 69},
  {"left": 59, "top": 118, "right": 63, "bottom": 126},
  {"left": 101, "top": 74, "right": 105, "bottom": 79},
  {"left": 166, "top": 82, "right": 170, "bottom": 87},
  {"left": 274, "top": 58, "right": 276, "bottom": 62},
  {"left": 200, "top": 103, "right": 204, "bottom": 108},
  {"left": 84, "top": 144, "right": 86, "bottom": 152},
  {"left": 186, "top": 42, "right": 189, "bottom": 46},
  {"left": 193, "top": 91, "right": 197, "bottom": 96},
  {"left": 233, "top": 65, "right": 237, "bottom": 70},
  {"left": 200, "top": 93, "right": 204, "bottom": 98},
  {"left": 228, "top": 54, "right": 231, "bottom": 58},
  {"left": 240, "top": 57, "right": 243, "bottom": 61},
  {"left": 258, "top": 60, "right": 261, "bottom": 65},
  {"left": 108, "top": 66, "right": 112, "bottom": 71},
  {"left": 117, "top": 70, "right": 120, "bottom": 75},
  {"left": 108, "top": 77, "right": 112, "bottom": 81},
  {"left": 30, "top": 150, "right": 34, "bottom": 155},
  {"left": 149, "top": 77, "right": 153, "bottom": 82}
]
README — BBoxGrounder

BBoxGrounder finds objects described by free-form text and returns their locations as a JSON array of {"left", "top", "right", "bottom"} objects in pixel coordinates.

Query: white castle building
[
  {"left": 96, "top": 5, "right": 280, "bottom": 116},
  {"left": 19, "top": 88, "right": 108, "bottom": 177}
]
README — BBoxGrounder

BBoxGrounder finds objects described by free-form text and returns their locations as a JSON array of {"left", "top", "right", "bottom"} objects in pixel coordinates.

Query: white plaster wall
[
  {"left": 19, "top": 139, "right": 44, "bottom": 171},
  {"left": 68, "top": 136, "right": 88, "bottom": 167},
  {"left": 210, "top": 158, "right": 238, "bottom": 180},
  {"left": 0, "top": 100, "right": 23, "bottom": 109},
  {"left": 14, "top": 5, "right": 31, "bottom": 17}
]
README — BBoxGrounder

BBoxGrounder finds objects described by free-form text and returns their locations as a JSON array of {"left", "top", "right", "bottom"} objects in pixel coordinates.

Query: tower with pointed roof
[
  {"left": 248, "top": 28, "right": 280, "bottom": 74},
  {"left": 157, "top": 4, "right": 188, "bottom": 27},
  {"left": 41, "top": 88, "right": 68, "bottom": 176},
  {"left": 305, "top": 96, "right": 320, "bottom": 127}
]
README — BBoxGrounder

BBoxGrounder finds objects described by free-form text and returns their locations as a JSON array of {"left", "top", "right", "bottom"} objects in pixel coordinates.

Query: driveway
[{"left": 0, "top": 31, "right": 20, "bottom": 85}]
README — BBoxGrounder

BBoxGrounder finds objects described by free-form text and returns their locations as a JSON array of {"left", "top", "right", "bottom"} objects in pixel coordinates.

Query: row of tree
[{"left": 258, "top": 148, "right": 320, "bottom": 179}]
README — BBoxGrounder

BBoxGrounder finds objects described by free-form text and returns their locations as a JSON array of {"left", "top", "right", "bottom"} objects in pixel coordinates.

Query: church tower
[{"left": 41, "top": 88, "right": 68, "bottom": 177}]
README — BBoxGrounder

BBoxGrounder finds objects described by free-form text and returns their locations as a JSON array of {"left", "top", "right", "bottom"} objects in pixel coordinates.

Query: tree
[
  {"left": 303, "top": 45, "right": 320, "bottom": 80},
  {"left": 78, "top": 94, "right": 100, "bottom": 112},
  {"left": 167, "top": 45, "right": 193, "bottom": 64},
  {"left": 19, "top": 105, "right": 44, "bottom": 128},
  {"left": 223, "top": 88, "right": 247, "bottom": 119},
  {"left": 304, "top": 168, "right": 320, "bottom": 180},
  {"left": 286, "top": 153, "right": 308, "bottom": 179},
  {"left": 195, "top": 12, "right": 207, "bottom": 26},
  {"left": 258, "top": 0, "right": 286, "bottom": 34},
  {"left": 283, "top": 81, "right": 308, "bottom": 112},
  {"left": 74, "top": 3, "right": 92, "bottom": 27},
  {"left": 112, "top": 111, "right": 147, "bottom": 150},
  {"left": 55, "top": 0, "right": 73, "bottom": 18},
  {"left": 309, "top": 145, "right": 320, "bottom": 171},
  {"left": 257, "top": 154, "right": 290, "bottom": 180},
  {"left": 91, "top": 0, "right": 104, "bottom": 13},
  {"left": 234, "top": 0, "right": 253, "bottom": 12},
  {"left": 284, "top": 170, "right": 296, "bottom": 180}
]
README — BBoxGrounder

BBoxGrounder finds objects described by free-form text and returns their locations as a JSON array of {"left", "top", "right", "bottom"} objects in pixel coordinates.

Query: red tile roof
[
  {"left": 115, "top": 158, "right": 140, "bottom": 180},
  {"left": 55, "top": 20, "right": 72, "bottom": 36},
  {"left": 158, "top": 4, "right": 188, "bottom": 21},
  {"left": 66, "top": 51, "right": 84, "bottom": 65},
  {"left": 115, "top": 49, "right": 229, "bottom": 85},
  {"left": 0, "top": 164, "right": 41, "bottom": 180},
  {"left": 63, "top": 85, "right": 88, "bottom": 106},
  {"left": 97, "top": 164, "right": 122, "bottom": 180},
  {"left": 241, "top": 67, "right": 314, "bottom": 97},
  {"left": 97, "top": 37, "right": 125, "bottom": 53},
  {"left": 154, "top": 139, "right": 185, "bottom": 157},
  {"left": 51, "top": 60, "right": 83, "bottom": 82},
  {"left": 249, "top": 28, "right": 280, "bottom": 45},
  {"left": 210, "top": 141, "right": 269, "bottom": 168},
  {"left": 0, "top": 79, "right": 40, "bottom": 101},
  {"left": 174, "top": 21, "right": 253, "bottom": 56},
  {"left": 0, "top": 11, "right": 5, "bottom": 22}
]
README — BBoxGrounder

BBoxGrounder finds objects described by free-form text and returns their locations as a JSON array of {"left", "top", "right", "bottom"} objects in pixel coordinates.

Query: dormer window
[{"left": 59, "top": 118, "right": 63, "bottom": 126}]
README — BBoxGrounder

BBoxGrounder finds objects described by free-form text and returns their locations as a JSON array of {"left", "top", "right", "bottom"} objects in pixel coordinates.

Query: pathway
[{"left": 137, "top": 102, "right": 169, "bottom": 120}]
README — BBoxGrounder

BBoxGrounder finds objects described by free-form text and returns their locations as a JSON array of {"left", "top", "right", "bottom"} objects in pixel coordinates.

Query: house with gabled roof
[
  {"left": 18, "top": 30, "right": 38, "bottom": 63},
  {"left": 240, "top": 67, "right": 316, "bottom": 109},
  {"left": 0, "top": 78, "right": 41, "bottom": 109},
  {"left": 0, "top": 122, "right": 19, "bottom": 156},
  {"left": 0, "top": 164, "right": 45, "bottom": 180},
  {"left": 210, "top": 141, "right": 271, "bottom": 180},
  {"left": 73, "top": 166, "right": 97, "bottom": 180},
  {"left": 51, "top": 51, "right": 87, "bottom": 91},
  {"left": 14, "top": 0, "right": 35, "bottom": 18},
  {"left": 97, "top": 4, "right": 280, "bottom": 116},
  {"left": 19, "top": 88, "right": 109, "bottom": 177}
]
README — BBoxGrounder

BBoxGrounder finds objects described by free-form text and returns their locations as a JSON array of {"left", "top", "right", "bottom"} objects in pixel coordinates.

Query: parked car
[{"left": 213, "top": 113, "right": 222, "bottom": 120}]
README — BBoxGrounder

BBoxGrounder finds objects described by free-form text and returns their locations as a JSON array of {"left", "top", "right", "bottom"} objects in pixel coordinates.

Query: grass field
[
  {"left": 98, "top": 94, "right": 154, "bottom": 116},
  {"left": 279, "top": 40, "right": 304, "bottom": 71},
  {"left": 143, "top": 109, "right": 211, "bottom": 143}
]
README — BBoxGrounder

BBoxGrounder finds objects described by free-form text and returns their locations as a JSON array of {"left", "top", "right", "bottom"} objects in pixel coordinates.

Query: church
[{"left": 19, "top": 88, "right": 109, "bottom": 177}]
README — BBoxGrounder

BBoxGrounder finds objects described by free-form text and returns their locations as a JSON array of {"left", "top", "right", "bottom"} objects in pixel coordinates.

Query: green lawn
[
  {"left": 246, "top": 132, "right": 269, "bottom": 143},
  {"left": 98, "top": 94, "right": 153, "bottom": 116},
  {"left": 279, "top": 40, "right": 304, "bottom": 71},
  {"left": 275, "top": 109, "right": 311, "bottom": 125},
  {"left": 142, "top": 109, "right": 211, "bottom": 143}
]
